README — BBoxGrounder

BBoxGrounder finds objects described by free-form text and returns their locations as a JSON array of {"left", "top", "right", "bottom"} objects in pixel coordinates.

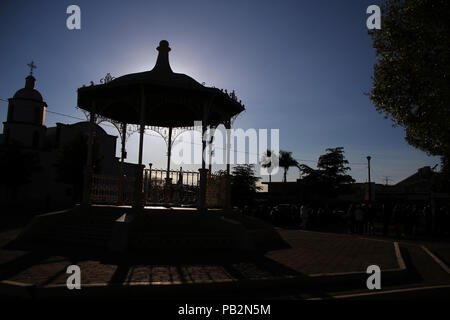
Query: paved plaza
[{"left": 1, "top": 224, "right": 449, "bottom": 299}]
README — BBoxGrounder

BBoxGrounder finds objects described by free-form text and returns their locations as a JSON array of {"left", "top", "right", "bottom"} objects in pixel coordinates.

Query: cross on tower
[{"left": 27, "top": 61, "right": 37, "bottom": 75}]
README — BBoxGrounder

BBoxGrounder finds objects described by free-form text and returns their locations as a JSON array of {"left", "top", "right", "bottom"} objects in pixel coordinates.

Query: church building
[{"left": 0, "top": 67, "right": 137, "bottom": 212}]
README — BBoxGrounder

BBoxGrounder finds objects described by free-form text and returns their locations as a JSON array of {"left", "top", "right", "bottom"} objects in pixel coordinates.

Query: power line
[{"left": 0, "top": 98, "right": 383, "bottom": 165}]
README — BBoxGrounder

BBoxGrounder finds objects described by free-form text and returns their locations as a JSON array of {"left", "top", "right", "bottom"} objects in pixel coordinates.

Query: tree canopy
[
  {"left": 299, "top": 147, "right": 355, "bottom": 199},
  {"left": 229, "top": 164, "right": 261, "bottom": 206},
  {"left": 369, "top": 0, "right": 450, "bottom": 176},
  {"left": 279, "top": 150, "right": 299, "bottom": 183}
]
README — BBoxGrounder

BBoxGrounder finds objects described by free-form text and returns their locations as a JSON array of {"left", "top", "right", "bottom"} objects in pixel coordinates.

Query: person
[
  {"left": 294, "top": 203, "right": 302, "bottom": 226},
  {"left": 290, "top": 204, "right": 298, "bottom": 226},
  {"left": 399, "top": 203, "right": 406, "bottom": 237},
  {"left": 355, "top": 204, "right": 365, "bottom": 234},
  {"left": 300, "top": 204, "right": 310, "bottom": 230},
  {"left": 317, "top": 207, "right": 324, "bottom": 227},
  {"left": 443, "top": 206, "right": 450, "bottom": 237},
  {"left": 382, "top": 203, "right": 391, "bottom": 236},
  {"left": 367, "top": 203, "right": 376, "bottom": 235},
  {"left": 403, "top": 204, "right": 412, "bottom": 236},
  {"left": 392, "top": 204, "right": 401, "bottom": 237},
  {"left": 270, "top": 206, "right": 278, "bottom": 224},
  {"left": 424, "top": 205, "right": 432, "bottom": 236},
  {"left": 410, "top": 204, "right": 419, "bottom": 237},
  {"left": 361, "top": 203, "right": 368, "bottom": 234},
  {"left": 347, "top": 203, "right": 355, "bottom": 234},
  {"left": 436, "top": 206, "right": 447, "bottom": 237}
]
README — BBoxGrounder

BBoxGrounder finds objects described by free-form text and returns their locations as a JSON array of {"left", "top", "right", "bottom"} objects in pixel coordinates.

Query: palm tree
[
  {"left": 261, "top": 149, "right": 276, "bottom": 183},
  {"left": 279, "top": 150, "right": 298, "bottom": 183}
]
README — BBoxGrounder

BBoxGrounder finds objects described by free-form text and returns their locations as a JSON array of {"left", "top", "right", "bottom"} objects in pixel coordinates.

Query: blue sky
[{"left": 0, "top": 0, "right": 440, "bottom": 184}]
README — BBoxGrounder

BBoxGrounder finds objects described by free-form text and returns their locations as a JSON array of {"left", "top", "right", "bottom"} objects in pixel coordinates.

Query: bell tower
[{"left": 3, "top": 62, "right": 47, "bottom": 148}]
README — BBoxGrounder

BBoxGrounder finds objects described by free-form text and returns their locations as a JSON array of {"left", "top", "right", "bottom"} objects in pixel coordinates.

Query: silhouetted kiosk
[{"left": 77, "top": 40, "right": 244, "bottom": 211}]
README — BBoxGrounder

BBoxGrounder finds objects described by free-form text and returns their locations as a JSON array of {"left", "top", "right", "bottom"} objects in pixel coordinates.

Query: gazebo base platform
[{"left": 9, "top": 205, "right": 287, "bottom": 254}]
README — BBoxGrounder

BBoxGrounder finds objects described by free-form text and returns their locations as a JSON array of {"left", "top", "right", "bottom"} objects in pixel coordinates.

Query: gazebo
[
  {"left": 12, "top": 41, "right": 286, "bottom": 253},
  {"left": 77, "top": 40, "right": 244, "bottom": 211}
]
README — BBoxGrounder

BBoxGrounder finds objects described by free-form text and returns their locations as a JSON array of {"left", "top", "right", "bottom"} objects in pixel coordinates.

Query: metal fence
[
  {"left": 146, "top": 168, "right": 200, "bottom": 187},
  {"left": 90, "top": 168, "right": 201, "bottom": 205},
  {"left": 144, "top": 168, "right": 200, "bottom": 205}
]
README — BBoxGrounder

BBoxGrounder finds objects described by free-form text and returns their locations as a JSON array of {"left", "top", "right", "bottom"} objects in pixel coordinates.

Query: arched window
[{"left": 32, "top": 131, "right": 39, "bottom": 148}]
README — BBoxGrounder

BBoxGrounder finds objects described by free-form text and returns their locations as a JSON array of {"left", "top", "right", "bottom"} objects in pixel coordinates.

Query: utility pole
[{"left": 367, "top": 156, "right": 372, "bottom": 202}]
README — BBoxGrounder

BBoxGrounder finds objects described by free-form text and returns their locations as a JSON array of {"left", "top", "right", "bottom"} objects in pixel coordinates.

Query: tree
[
  {"left": 299, "top": 147, "right": 355, "bottom": 198},
  {"left": 369, "top": 0, "right": 450, "bottom": 179},
  {"left": 56, "top": 133, "right": 102, "bottom": 203},
  {"left": 229, "top": 164, "right": 261, "bottom": 206},
  {"left": 279, "top": 150, "right": 299, "bottom": 183}
]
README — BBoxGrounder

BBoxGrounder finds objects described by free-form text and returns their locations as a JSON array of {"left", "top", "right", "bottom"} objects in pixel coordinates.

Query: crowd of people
[
  {"left": 366, "top": 203, "right": 450, "bottom": 238},
  {"left": 239, "top": 203, "right": 344, "bottom": 228},
  {"left": 238, "top": 201, "right": 450, "bottom": 239}
]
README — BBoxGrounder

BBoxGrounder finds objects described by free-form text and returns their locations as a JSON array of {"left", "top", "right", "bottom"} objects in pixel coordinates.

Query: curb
[{"left": 421, "top": 245, "right": 450, "bottom": 274}]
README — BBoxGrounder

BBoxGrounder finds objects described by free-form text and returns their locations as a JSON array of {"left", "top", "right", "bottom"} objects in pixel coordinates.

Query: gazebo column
[
  {"left": 164, "top": 127, "right": 173, "bottom": 204},
  {"left": 208, "top": 127, "right": 216, "bottom": 175},
  {"left": 208, "top": 137, "right": 212, "bottom": 175},
  {"left": 198, "top": 121, "right": 209, "bottom": 213},
  {"left": 82, "top": 103, "right": 96, "bottom": 207},
  {"left": 225, "top": 119, "right": 232, "bottom": 210},
  {"left": 133, "top": 88, "right": 146, "bottom": 210},
  {"left": 117, "top": 122, "right": 127, "bottom": 205}
]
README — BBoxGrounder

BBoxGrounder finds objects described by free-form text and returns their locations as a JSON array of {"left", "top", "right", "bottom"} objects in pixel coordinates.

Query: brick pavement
[
  {"left": 0, "top": 229, "right": 401, "bottom": 287},
  {"left": 265, "top": 230, "right": 399, "bottom": 275}
]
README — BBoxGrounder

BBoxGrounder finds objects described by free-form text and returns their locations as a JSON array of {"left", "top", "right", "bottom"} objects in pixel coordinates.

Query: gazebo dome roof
[
  {"left": 112, "top": 70, "right": 203, "bottom": 89},
  {"left": 110, "top": 40, "right": 203, "bottom": 89},
  {"left": 77, "top": 40, "right": 244, "bottom": 127},
  {"left": 13, "top": 75, "right": 45, "bottom": 102}
]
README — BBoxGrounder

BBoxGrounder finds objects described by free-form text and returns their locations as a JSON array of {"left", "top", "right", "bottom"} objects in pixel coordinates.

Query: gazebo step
[{"left": 130, "top": 233, "right": 240, "bottom": 250}]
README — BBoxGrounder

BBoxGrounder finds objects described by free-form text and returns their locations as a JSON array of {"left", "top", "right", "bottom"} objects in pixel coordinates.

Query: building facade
[{"left": 0, "top": 73, "right": 137, "bottom": 212}]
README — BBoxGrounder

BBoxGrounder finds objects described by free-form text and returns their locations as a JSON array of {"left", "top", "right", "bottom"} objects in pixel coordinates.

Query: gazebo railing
[
  {"left": 145, "top": 168, "right": 200, "bottom": 187},
  {"left": 144, "top": 167, "right": 200, "bottom": 205},
  {"left": 90, "top": 168, "right": 227, "bottom": 207},
  {"left": 90, "top": 168, "right": 201, "bottom": 206}
]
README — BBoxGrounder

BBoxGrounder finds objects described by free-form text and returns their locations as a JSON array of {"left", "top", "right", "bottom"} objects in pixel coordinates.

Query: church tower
[{"left": 3, "top": 62, "right": 47, "bottom": 149}]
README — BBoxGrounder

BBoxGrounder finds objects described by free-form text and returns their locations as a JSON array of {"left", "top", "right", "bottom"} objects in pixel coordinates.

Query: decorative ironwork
[
  {"left": 75, "top": 107, "right": 105, "bottom": 125},
  {"left": 97, "top": 118, "right": 138, "bottom": 143},
  {"left": 144, "top": 167, "right": 199, "bottom": 205},
  {"left": 90, "top": 168, "right": 201, "bottom": 206},
  {"left": 147, "top": 126, "right": 200, "bottom": 146},
  {"left": 100, "top": 73, "right": 115, "bottom": 84}
]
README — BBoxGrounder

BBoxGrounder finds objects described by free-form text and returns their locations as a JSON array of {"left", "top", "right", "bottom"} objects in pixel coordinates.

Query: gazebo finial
[{"left": 152, "top": 40, "right": 173, "bottom": 73}]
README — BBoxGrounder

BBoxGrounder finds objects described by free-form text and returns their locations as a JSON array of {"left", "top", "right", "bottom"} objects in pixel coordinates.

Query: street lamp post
[{"left": 367, "top": 156, "right": 372, "bottom": 202}]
